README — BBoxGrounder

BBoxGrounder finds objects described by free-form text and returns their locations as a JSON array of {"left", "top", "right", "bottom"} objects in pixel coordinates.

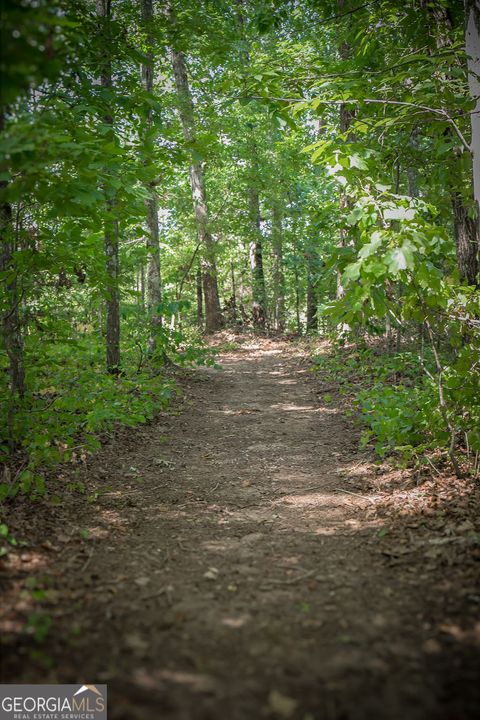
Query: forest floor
[{"left": 1, "top": 335, "right": 480, "bottom": 719}]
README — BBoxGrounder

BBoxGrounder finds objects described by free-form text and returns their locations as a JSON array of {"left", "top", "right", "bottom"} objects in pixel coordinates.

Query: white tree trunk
[
  {"left": 166, "top": 9, "right": 222, "bottom": 332},
  {"left": 140, "top": 0, "right": 162, "bottom": 350},
  {"left": 466, "top": 0, "right": 480, "bottom": 216}
]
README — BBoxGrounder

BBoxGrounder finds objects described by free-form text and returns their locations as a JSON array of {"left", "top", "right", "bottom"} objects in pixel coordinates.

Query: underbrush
[
  {"left": 0, "top": 320, "right": 217, "bottom": 502},
  {"left": 312, "top": 341, "right": 480, "bottom": 475}
]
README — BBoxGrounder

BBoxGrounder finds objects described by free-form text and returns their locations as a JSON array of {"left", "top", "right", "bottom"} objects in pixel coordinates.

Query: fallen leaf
[
  {"left": 204, "top": 567, "right": 219, "bottom": 580},
  {"left": 124, "top": 633, "right": 149, "bottom": 652},
  {"left": 134, "top": 576, "right": 151, "bottom": 587},
  {"left": 41, "top": 541, "right": 59, "bottom": 552},
  {"left": 268, "top": 689, "right": 298, "bottom": 718}
]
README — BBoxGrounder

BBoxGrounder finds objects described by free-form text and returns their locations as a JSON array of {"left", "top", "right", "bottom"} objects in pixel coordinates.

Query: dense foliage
[{"left": 1, "top": 0, "right": 479, "bottom": 498}]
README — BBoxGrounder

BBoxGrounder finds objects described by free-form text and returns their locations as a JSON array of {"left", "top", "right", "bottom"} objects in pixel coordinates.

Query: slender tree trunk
[
  {"left": 337, "top": 105, "right": 356, "bottom": 301},
  {"left": 271, "top": 200, "right": 285, "bottom": 332},
  {"left": 306, "top": 124, "right": 321, "bottom": 332},
  {"left": 294, "top": 263, "right": 301, "bottom": 334},
  {"left": 167, "top": 14, "right": 222, "bottom": 332},
  {"left": 230, "top": 260, "right": 237, "bottom": 323},
  {"left": 407, "top": 130, "right": 420, "bottom": 353},
  {"left": 196, "top": 265, "right": 203, "bottom": 328},
  {"left": 306, "top": 250, "right": 318, "bottom": 332},
  {"left": 140, "top": 264, "right": 145, "bottom": 308},
  {"left": 234, "top": 4, "right": 267, "bottom": 329},
  {"left": 466, "top": 0, "right": 480, "bottom": 220},
  {"left": 306, "top": 283, "right": 317, "bottom": 332},
  {"left": 104, "top": 216, "right": 119, "bottom": 374},
  {"left": 407, "top": 127, "right": 419, "bottom": 198},
  {"left": 337, "top": 1, "right": 354, "bottom": 300},
  {"left": 141, "top": 0, "right": 162, "bottom": 349},
  {"left": 0, "top": 126, "right": 25, "bottom": 405},
  {"left": 238, "top": 238, "right": 249, "bottom": 327},
  {"left": 248, "top": 183, "right": 267, "bottom": 330},
  {"left": 97, "top": 0, "right": 120, "bottom": 373}
]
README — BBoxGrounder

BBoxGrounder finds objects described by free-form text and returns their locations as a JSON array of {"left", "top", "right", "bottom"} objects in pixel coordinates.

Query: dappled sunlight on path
[{"left": 1, "top": 338, "right": 479, "bottom": 720}]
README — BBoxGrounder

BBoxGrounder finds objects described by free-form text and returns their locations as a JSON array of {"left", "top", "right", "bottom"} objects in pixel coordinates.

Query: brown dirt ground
[{"left": 1, "top": 336, "right": 480, "bottom": 719}]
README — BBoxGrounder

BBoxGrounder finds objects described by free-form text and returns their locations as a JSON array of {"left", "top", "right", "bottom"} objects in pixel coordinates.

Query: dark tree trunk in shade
[
  {"left": 96, "top": 0, "right": 120, "bottom": 373},
  {"left": 0, "top": 119, "right": 25, "bottom": 405},
  {"left": 306, "top": 251, "right": 318, "bottom": 332},
  {"left": 231, "top": 262, "right": 237, "bottom": 312},
  {"left": 294, "top": 264, "right": 301, "bottom": 334},
  {"left": 140, "top": 264, "right": 145, "bottom": 307},
  {"left": 248, "top": 184, "right": 266, "bottom": 330},
  {"left": 271, "top": 201, "right": 286, "bottom": 332},
  {"left": 196, "top": 265, "right": 203, "bottom": 328},
  {"left": 452, "top": 193, "right": 479, "bottom": 285},
  {"left": 430, "top": 1, "right": 479, "bottom": 285}
]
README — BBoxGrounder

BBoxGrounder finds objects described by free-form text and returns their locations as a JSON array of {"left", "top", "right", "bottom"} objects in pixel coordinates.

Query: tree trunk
[
  {"left": 248, "top": 184, "right": 267, "bottom": 330},
  {"left": 230, "top": 260, "right": 238, "bottom": 323},
  {"left": 466, "top": 0, "right": 480, "bottom": 220},
  {"left": 0, "top": 144, "right": 25, "bottom": 403},
  {"left": 306, "top": 250, "right": 318, "bottom": 332},
  {"left": 234, "top": 4, "right": 267, "bottom": 329},
  {"left": 337, "top": 101, "right": 355, "bottom": 301},
  {"left": 407, "top": 127, "right": 419, "bottom": 198},
  {"left": 104, "top": 217, "right": 120, "bottom": 374},
  {"left": 271, "top": 200, "right": 285, "bottom": 332},
  {"left": 196, "top": 265, "right": 203, "bottom": 328},
  {"left": 452, "top": 192, "right": 479, "bottom": 285},
  {"left": 431, "top": 2, "right": 479, "bottom": 284},
  {"left": 294, "top": 263, "right": 301, "bottom": 334},
  {"left": 97, "top": 0, "right": 120, "bottom": 373},
  {"left": 168, "top": 16, "right": 222, "bottom": 332},
  {"left": 337, "top": 0, "right": 355, "bottom": 302},
  {"left": 140, "top": 0, "right": 162, "bottom": 349},
  {"left": 464, "top": 1, "right": 480, "bottom": 283},
  {"left": 140, "top": 264, "right": 145, "bottom": 307}
]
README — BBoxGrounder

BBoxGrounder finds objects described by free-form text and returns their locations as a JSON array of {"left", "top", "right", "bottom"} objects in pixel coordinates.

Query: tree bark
[
  {"left": 196, "top": 264, "right": 203, "bottom": 328},
  {"left": 430, "top": 2, "right": 479, "bottom": 284},
  {"left": 337, "top": 0, "right": 355, "bottom": 302},
  {"left": 96, "top": 0, "right": 120, "bottom": 373},
  {"left": 248, "top": 183, "right": 266, "bottom": 329},
  {"left": 306, "top": 250, "right": 318, "bottom": 332},
  {"left": 167, "top": 12, "right": 222, "bottom": 332},
  {"left": 407, "top": 127, "right": 419, "bottom": 198},
  {"left": 452, "top": 192, "right": 479, "bottom": 285},
  {"left": 294, "top": 263, "right": 301, "bottom": 334},
  {"left": 0, "top": 131, "right": 25, "bottom": 403},
  {"left": 271, "top": 200, "right": 285, "bottom": 332},
  {"left": 234, "top": 3, "right": 267, "bottom": 329},
  {"left": 230, "top": 260, "right": 238, "bottom": 323},
  {"left": 140, "top": 0, "right": 162, "bottom": 349},
  {"left": 337, "top": 99, "right": 355, "bottom": 302},
  {"left": 466, "top": 0, "right": 480, "bottom": 220}
]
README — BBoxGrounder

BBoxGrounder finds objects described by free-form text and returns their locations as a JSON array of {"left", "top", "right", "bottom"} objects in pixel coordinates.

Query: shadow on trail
[{"left": 1, "top": 338, "right": 479, "bottom": 720}]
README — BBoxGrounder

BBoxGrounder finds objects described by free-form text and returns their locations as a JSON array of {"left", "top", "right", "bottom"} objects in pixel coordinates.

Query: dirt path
[{"left": 1, "top": 338, "right": 479, "bottom": 719}]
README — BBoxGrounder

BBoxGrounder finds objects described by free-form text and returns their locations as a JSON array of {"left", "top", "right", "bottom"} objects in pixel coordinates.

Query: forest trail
[{"left": 2, "top": 337, "right": 478, "bottom": 719}]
